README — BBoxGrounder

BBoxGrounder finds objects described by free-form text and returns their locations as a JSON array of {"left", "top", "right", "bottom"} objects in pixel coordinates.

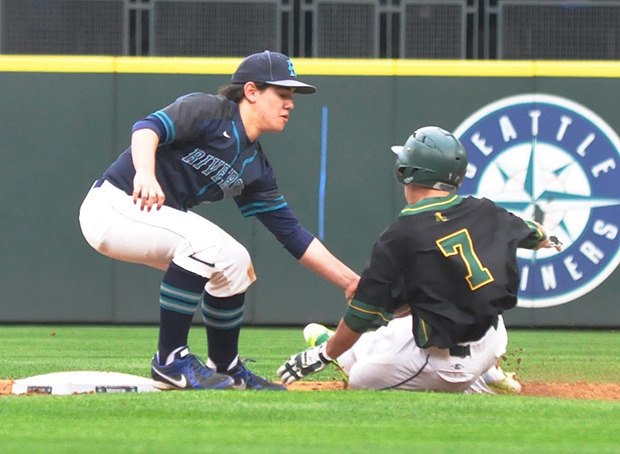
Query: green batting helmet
[{"left": 391, "top": 126, "right": 468, "bottom": 192}]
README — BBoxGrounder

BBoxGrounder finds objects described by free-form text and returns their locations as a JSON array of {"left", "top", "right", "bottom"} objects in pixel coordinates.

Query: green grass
[
  {"left": 0, "top": 326, "right": 618, "bottom": 453},
  {"left": 497, "top": 330, "right": 620, "bottom": 383}
]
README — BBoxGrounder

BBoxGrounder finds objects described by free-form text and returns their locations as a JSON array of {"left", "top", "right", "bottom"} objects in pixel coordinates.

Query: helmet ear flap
[
  {"left": 400, "top": 167, "right": 415, "bottom": 184},
  {"left": 394, "top": 162, "right": 415, "bottom": 184}
]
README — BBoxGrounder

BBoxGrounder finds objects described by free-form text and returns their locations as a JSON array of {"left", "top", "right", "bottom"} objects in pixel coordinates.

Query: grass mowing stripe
[
  {"left": 0, "top": 391, "right": 617, "bottom": 453},
  {"left": 0, "top": 326, "right": 617, "bottom": 453},
  {"left": 1, "top": 326, "right": 617, "bottom": 383}
]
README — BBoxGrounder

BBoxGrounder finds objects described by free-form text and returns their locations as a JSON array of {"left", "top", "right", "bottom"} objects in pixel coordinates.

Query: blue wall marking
[{"left": 318, "top": 106, "right": 328, "bottom": 240}]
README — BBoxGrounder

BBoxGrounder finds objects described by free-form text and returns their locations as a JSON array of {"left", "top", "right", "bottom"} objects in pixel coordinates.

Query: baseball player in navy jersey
[
  {"left": 79, "top": 51, "right": 359, "bottom": 390},
  {"left": 278, "top": 126, "right": 562, "bottom": 392}
]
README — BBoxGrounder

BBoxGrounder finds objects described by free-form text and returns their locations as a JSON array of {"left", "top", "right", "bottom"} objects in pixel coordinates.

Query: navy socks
[
  {"left": 156, "top": 262, "right": 246, "bottom": 370},
  {"left": 157, "top": 262, "right": 207, "bottom": 364},
  {"left": 202, "top": 292, "right": 245, "bottom": 371}
]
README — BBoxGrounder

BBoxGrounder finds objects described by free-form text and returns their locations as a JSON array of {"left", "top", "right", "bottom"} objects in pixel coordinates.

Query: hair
[{"left": 219, "top": 82, "right": 268, "bottom": 103}]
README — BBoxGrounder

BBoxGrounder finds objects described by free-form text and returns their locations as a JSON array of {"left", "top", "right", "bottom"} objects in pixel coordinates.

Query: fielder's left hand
[{"left": 277, "top": 344, "right": 332, "bottom": 385}]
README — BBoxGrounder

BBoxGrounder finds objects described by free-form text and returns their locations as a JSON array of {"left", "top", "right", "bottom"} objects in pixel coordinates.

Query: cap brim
[
  {"left": 391, "top": 145, "right": 404, "bottom": 155},
  {"left": 265, "top": 80, "right": 317, "bottom": 94}
]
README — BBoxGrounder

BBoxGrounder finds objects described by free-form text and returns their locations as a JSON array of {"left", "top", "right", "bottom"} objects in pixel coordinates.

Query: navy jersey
[
  {"left": 345, "top": 195, "right": 542, "bottom": 348},
  {"left": 102, "top": 92, "right": 313, "bottom": 258}
]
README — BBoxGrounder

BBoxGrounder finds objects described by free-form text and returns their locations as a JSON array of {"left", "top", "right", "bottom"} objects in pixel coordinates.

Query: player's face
[{"left": 255, "top": 86, "right": 295, "bottom": 133}]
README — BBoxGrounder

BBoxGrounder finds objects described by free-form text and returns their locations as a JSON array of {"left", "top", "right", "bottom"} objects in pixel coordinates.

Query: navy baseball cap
[{"left": 231, "top": 50, "right": 316, "bottom": 94}]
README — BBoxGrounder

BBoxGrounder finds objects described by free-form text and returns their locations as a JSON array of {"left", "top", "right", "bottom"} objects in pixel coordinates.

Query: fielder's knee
[
  {"left": 207, "top": 243, "right": 256, "bottom": 297},
  {"left": 174, "top": 241, "right": 256, "bottom": 296}
]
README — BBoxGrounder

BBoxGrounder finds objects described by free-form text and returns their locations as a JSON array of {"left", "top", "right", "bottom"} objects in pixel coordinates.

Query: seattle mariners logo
[{"left": 454, "top": 94, "right": 620, "bottom": 308}]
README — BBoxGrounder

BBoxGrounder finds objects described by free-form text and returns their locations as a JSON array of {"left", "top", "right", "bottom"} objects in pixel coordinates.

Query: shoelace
[{"left": 188, "top": 355, "right": 210, "bottom": 377}]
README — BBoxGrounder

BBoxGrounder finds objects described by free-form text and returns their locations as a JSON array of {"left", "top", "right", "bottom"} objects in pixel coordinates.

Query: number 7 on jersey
[{"left": 436, "top": 229, "right": 494, "bottom": 291}]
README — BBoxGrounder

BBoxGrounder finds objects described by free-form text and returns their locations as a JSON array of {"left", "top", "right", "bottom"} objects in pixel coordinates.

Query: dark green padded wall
[{"left": 1, "top": 68, "right": 618, "bottom": 327}]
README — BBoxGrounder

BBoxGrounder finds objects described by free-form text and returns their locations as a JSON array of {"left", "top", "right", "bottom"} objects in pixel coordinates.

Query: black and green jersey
[{"left": 345, "top": 195, "right": 545, "bottom": 348}]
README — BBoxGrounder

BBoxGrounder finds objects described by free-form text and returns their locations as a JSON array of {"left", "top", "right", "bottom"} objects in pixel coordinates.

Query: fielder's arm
[
  {"left": 298, "top": 238, "right": 360, "bottom": 295},
  {"left": 131, "top": 128, "right": 166, "bottom": 211}
]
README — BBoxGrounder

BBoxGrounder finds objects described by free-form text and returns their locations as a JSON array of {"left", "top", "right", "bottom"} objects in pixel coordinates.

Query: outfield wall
[{"left": 1, "top": 56, "right": 619, "bottom": 327}]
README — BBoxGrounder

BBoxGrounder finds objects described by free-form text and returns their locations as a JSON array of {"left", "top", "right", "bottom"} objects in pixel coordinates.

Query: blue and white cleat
[
  {"left": 225, "top": 359, "right": 287, "bottom": 391},
  {"left": 151, "top": 347, "right": 234, "bottom": 390}
]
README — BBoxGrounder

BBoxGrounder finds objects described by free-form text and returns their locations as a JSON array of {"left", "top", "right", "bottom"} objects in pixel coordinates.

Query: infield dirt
[
  {"left": 1, "top": 379, "right": 618, "bottom": 400},
  {"left": 287, "top": 381, "right": 620, "bottom": 400}
]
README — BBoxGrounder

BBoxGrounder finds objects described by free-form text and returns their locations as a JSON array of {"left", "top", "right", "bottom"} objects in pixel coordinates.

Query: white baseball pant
[
  {"left": 337, "top": 315, "right": 508, "bottom": 392},
  {"left": 79, "top": 180, "right": 256, "bottom": 297}
]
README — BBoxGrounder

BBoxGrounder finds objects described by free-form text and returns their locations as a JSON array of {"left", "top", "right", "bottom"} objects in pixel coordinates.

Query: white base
[{"left": 12, "top": 371, "right": 160, "bottom": 395}]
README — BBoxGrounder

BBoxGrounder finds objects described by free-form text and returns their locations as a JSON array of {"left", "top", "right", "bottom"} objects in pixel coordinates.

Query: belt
[{"left": 448, "top": 345, "right": 470, "bottom": 358}]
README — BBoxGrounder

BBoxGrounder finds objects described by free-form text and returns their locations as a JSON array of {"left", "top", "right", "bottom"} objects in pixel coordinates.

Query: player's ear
[{"left": 243, "top": 82, "right": 260, "bottom": 102}]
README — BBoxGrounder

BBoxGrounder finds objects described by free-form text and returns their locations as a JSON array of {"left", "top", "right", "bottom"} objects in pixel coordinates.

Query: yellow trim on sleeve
[{"left": 347, "top": 301, "right": 392, "bottom": 324}]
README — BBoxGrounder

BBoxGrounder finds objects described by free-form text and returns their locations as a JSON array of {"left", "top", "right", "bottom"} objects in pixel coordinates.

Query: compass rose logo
[{"left": 454, "top": 94, "right": 620, "bottom": 308}]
